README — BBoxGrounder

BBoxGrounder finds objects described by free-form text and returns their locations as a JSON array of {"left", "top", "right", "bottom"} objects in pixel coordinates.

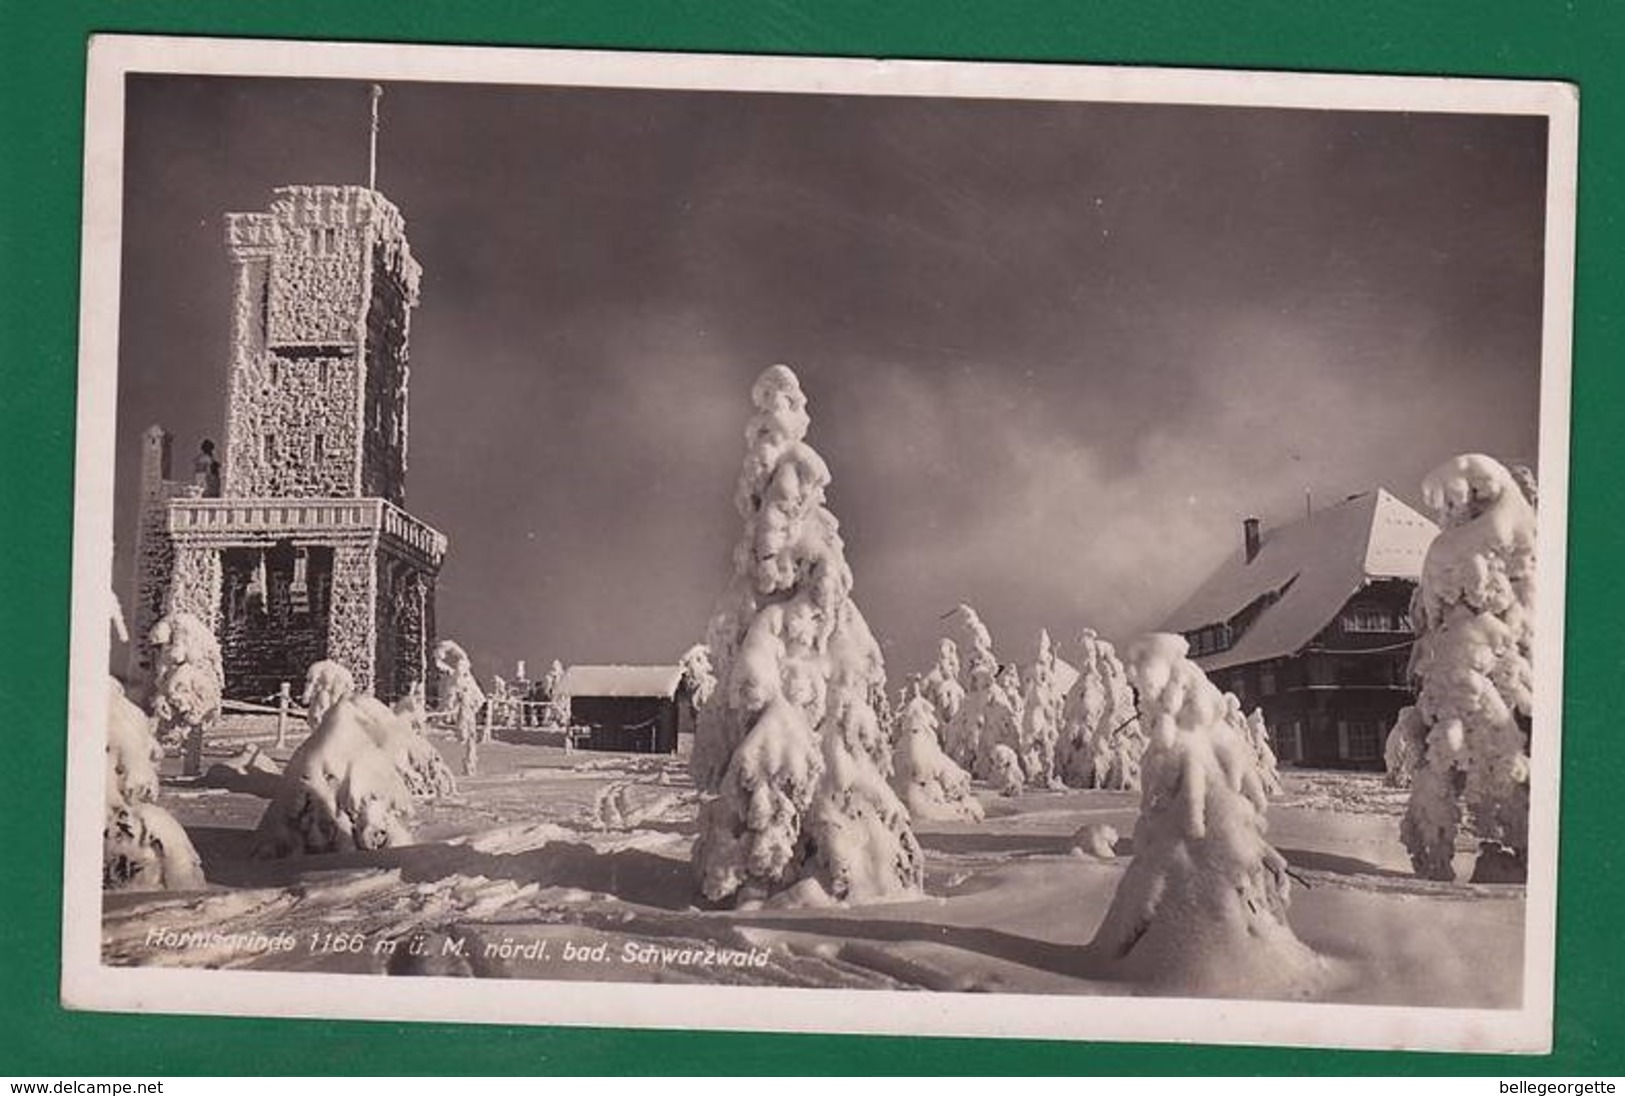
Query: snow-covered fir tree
[
  {"left": 1019, "top": 629, "right": 1066, "bottom": 789},
  {"left": 1222, "top": 696, "right": 1283, "bottom": 797},
  {"left": 149, "top": 611, "right": 223, "bottom": 777},
  {"left": 977, "top": 663, "right": 1026, "bottom": 781},
  {"left": 941, "top": 604, "right": 997, "bottom": 773},
  {"left": 691, "top": 364, "right": 922, "bottom": 907},
  {"left": 679, "top": 643, "right": 718, "bottom": 710},
  {"left": 920, "top": 637, "right": 966, "bottom": 731},
  {"left": 105, "top": 678, "right": 205, "bottom": 891},
  {"left": 1386, "top": 454, "right": 1536, "bottom": 882},
  {"left": 1058, "top": 629, "right": 1142, "bottom": 790},
  {"left": 1090, "top": 634, "right": 1323, "bottom": 995},
  {"left": 890, "top": 686, "right": 984, "bottom": 821},
  {"left": 434, "top": 639, "right": 486, "bottom": 776}
]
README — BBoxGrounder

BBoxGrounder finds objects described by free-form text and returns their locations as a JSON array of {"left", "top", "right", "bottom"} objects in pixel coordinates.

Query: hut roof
[{"left": 560, "top": 664, "right": 685, "bottom": 699}]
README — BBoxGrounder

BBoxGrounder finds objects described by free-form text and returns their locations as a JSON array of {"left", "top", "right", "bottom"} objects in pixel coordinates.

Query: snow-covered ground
[{"left": 102, "top": 719, "right": 1522, "bottom": 1007}]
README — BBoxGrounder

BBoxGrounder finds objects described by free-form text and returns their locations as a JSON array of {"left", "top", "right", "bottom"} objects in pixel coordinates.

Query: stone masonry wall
[
  {"left": 361, "top": 251, "right": 411, "bottom": 507},
  {"left": 329, "top": 541, "right": 378, "bottom": 694},
  {"left": 167, "top": 545, "right": 223, "bottom": 634},
  {"left": 372, "top": 552, "right": 431, "bottom": 703},
  {"left": 222, "top": 187, "right": 420, "bottom": 503}
]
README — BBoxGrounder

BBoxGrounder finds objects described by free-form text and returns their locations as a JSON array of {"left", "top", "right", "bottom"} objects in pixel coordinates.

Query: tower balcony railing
[{"left": 167, "top": 496, "right": 447, "bottom": 566}]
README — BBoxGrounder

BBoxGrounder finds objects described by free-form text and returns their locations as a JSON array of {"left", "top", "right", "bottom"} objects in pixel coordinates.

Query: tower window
[
  {"left": 262, "top": 433, "right": 275, "bottom": 463},
  {"left": 312, "top": 433, "right": 325, "bottom": 466},
  {"left": 267, "top": 359, "right": 279, "bottom": 386}
]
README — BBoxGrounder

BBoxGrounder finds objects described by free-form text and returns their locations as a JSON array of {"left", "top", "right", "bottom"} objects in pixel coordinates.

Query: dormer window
[
  {"left": 1343, "top": 608, "right": 1393, "bottom": 633},
  {"left": 1187, "top": 622, "right": 1234, "bottom": 656}
]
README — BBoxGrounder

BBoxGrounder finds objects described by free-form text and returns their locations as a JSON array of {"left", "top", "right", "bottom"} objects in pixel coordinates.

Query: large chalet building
[{"left": 1160, "top": 489, "right": 1438, "bottom": 769}]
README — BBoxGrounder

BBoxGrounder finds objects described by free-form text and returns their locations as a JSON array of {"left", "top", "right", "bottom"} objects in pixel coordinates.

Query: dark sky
[{"left": 114, "top": 74, "right": 1549, "bottom": 681}]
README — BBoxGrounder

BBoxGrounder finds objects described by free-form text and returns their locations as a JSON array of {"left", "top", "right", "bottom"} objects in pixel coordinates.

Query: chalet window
[
  {"left": 1260, "top": 664, "right": 1277, "bottom": 696},
  {"left": 1231, "top": 673, "right": 1247, "bottom": 703},
  {"left": 1343, "top": 608, "right": 1393, "bottom": 633},
  {"left": 1338, "top": 719, "right": 1382, "bottom": 761}
]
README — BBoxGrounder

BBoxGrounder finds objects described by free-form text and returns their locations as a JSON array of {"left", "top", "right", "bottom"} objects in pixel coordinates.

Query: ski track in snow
[{"left": 103, "top": 733, "right": 1524, "bottom": 1005}]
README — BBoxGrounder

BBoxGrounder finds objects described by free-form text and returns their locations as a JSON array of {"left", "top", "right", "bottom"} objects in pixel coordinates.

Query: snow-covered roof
[
  {"left": 1159, "top": 489, "right": 1438, "bottom": 672},
  {"left": 560, "top": 664, "right": 686, "bottom": 699}
]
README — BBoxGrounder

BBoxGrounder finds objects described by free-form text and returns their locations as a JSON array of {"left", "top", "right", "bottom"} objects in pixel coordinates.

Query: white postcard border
[{"left": 63, "top": 34, "right": 1578, "bottom": 1055}]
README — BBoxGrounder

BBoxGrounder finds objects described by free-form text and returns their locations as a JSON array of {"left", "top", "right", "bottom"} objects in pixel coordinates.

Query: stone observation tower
[{"left": 130, "top": 185, "right": 447, "bottom": 702}]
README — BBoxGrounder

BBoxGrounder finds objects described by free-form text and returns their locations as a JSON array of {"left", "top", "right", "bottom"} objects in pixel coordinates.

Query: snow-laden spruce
[
  {"left": 890, "top": 687, "right": 984, "bottom": 822},
  {"left": 149, "top": 611, "right": 224, "bottom": 777},
  {"left": 1058, "top": 629, "right": 1142, "bottom": 790},
  {"left": 434, "top": 639, "right": 486, "bottom": 776},
  {"left": 1226, "top": 697, "right": 1283, "bottom": 797},
  {"left": 691, "top": 364, "right": 923, "bottom": 907},
  {"left": 251, "top": 661, "right": 421, "bottom": 857},
  {"left": 679, "top": 643, "right": 718, "bottom": 710},
  {"left": 1386, "top": 454, "right": 1536, "bottom": 882},
  {"left": 1090, "top": 634, "right": 1323, "bottom": 996},
  {"left": 920, "top": 637, "right": 966, "bottom": 731},
  {"left": 941, "top": 604, "right": 998, "bottom": 773},
  {"left": 976, "top": 663, "right": 1026, "bottom": 782},
  {"left": 104, "top": 678, "right": 206, "bottom": 891},
  {"left": 1019, "top": 629, "right": 1066, "bottom": 789}
]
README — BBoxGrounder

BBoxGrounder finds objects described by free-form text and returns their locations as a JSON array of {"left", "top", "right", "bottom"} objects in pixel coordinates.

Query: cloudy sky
[{"left": 113, "top": 71, "right": 1549, "bottom": 680}]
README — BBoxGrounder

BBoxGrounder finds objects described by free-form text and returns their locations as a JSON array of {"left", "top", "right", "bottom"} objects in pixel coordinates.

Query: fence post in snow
[{"left": 275, "top": 681, "right": 291, "bottom": 750}]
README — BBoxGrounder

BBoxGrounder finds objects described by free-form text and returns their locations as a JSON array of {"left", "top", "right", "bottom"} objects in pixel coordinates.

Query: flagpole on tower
[{"left": 368, "top": 84, "right": 383, "bottom": 191}]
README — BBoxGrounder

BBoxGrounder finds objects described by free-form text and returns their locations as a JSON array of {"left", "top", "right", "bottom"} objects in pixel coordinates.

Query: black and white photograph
[{"left": 64, "top": 36, "right": 1575, "bottom": 1052}]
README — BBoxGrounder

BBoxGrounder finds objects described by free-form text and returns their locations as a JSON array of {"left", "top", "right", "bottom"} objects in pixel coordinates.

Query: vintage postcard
[{"left": 64, "top": 35, "right": 1576, "bottom": 1052}]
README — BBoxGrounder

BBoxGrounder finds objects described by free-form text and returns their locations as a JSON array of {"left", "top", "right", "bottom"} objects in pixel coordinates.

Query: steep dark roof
[{"left": 1160, "top": 489, "right": 1437, "bottom": 671}]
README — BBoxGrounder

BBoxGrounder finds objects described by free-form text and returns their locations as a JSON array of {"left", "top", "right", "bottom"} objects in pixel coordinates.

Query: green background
[{"left": 3, "top": 0, "right": 1621, "bottom": 1076}]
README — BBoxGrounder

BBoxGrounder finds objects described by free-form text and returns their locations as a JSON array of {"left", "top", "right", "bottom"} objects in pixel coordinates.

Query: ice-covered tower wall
[
  {"left": 224, "top": 186, "right": 420, "bottom": 504},
  {"left": 692, "top": 364, "right": 923, "bottom": 906}
]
